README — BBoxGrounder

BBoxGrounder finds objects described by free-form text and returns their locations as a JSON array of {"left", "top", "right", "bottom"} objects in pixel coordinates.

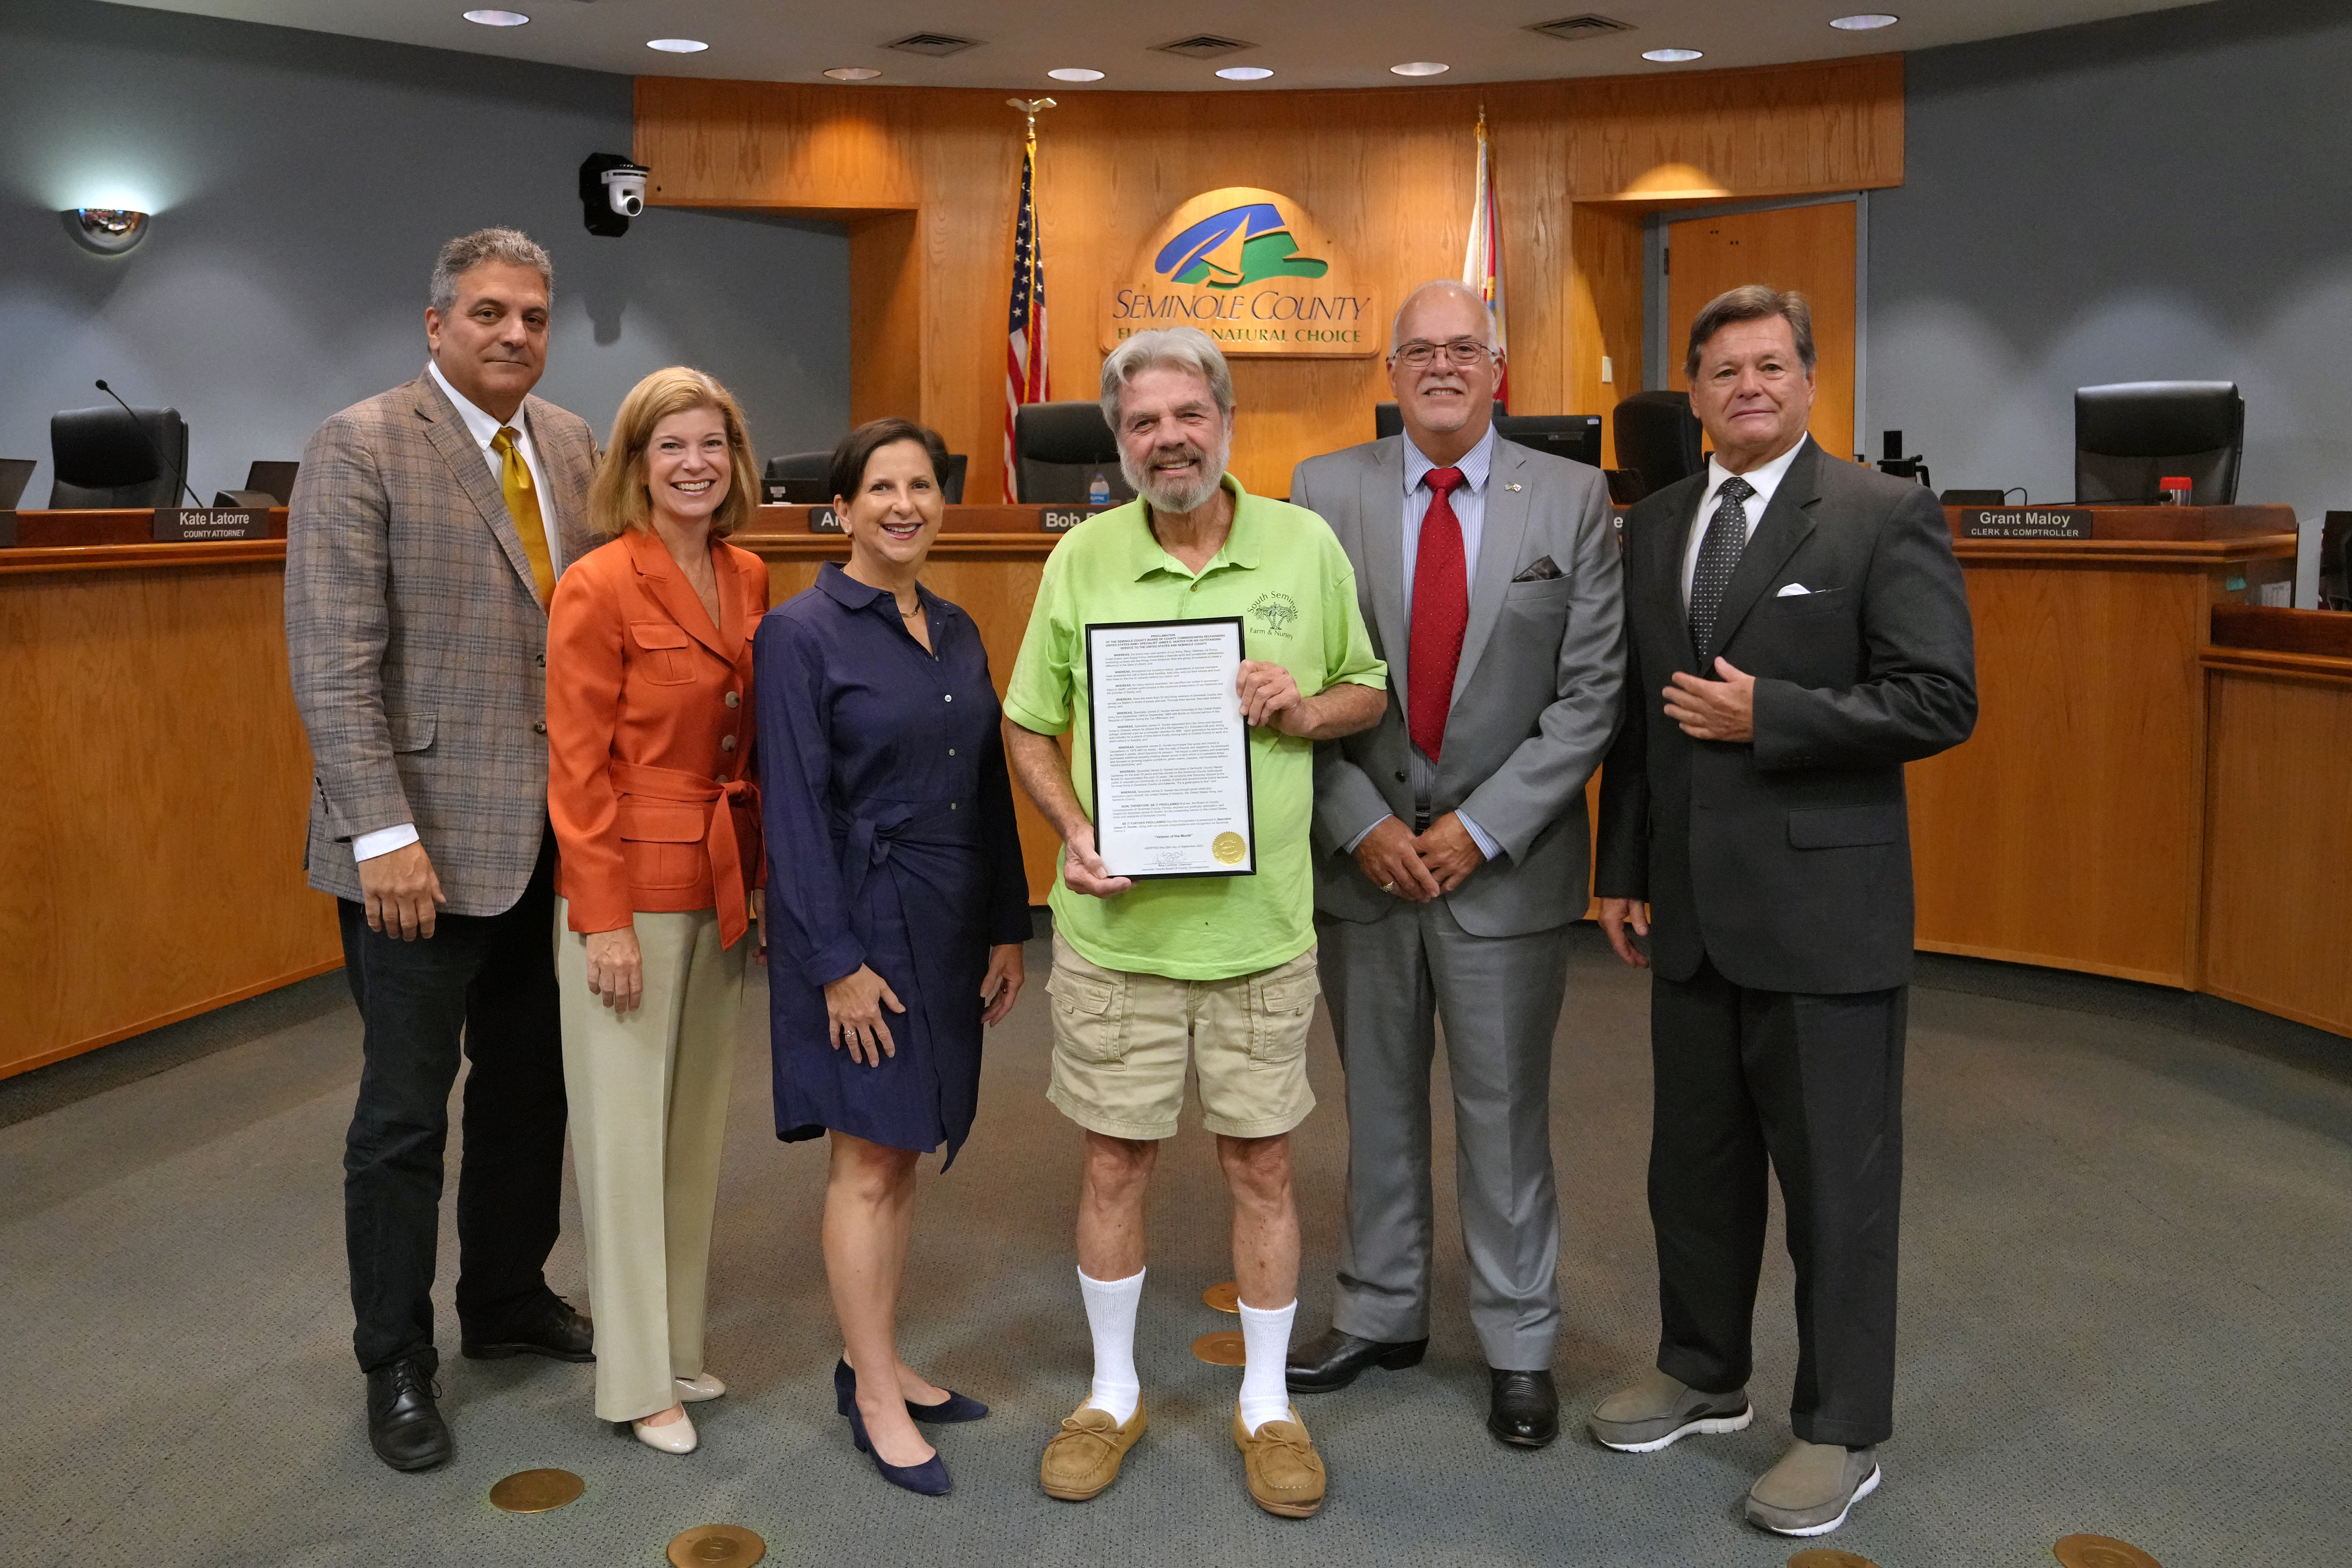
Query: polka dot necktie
[
  {"left": 1688, "top": 475, "right": 1755, "bottom": 671},
  {"left": 1408, "top": 466, "right": 1469, "bottom": 760}
]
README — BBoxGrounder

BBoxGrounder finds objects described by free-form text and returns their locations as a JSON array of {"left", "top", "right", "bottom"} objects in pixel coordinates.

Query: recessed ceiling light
[
  {"left": 1829, "top": 13, "right": 1899, "bottom": 28},
  {"left": 1047, "top": 68, "right": 1104, "bottom": 81},
  {"left": 823, "top": 66, "right": 883, "bottom": 80},
  {"left": 1642, "top": 47, "right": 1704, "bottom": 62},
  {"left": 647, "top": 38, "right": 708, "bottom": 53},
  {"left": 462, "top": 9, "right": 528, "bottom": 25},
  {"left": 1390, "top": 61, "right": 1449, "bottom": 77},
  {"left": 1216, "top": 65, "right": 1274, "bottom": 81}
]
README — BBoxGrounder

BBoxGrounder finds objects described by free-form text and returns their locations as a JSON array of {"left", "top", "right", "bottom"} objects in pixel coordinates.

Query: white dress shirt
[
  {"left": 1347, "top": 424, "right": 1503, "bottom": 863},
  {"left": 353, "top": 363, "right": 563, "bottom": 865},
  {"left": 1680, "top": 435, "right": 1808, "bottom": 610}
]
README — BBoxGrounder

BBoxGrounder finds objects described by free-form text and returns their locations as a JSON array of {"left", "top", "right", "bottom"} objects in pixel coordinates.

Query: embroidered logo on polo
[{"left": 1248, "top": 593, "right": 1299, "bottom": 637}]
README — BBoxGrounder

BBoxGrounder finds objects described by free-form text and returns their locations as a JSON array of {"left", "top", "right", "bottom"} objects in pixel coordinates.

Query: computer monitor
[
  {"left": 243, "top": 462, "right": 300, "bottom": 505},
  {"left": 0, "top": 458, "right": 34, "bottom": 511},
  {"left": 1494, "top": 414, "right": 1603, "bottom": 469}
]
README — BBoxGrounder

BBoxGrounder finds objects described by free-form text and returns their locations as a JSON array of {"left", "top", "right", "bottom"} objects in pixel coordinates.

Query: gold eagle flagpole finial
[{"left": 1007, "top": 96, "right": 1057, "bottom": 138}]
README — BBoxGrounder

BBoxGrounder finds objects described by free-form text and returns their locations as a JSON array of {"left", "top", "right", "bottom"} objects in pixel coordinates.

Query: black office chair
[
  {"left": 1374, "top": 402, "right": 1403, "bottom": 441},
  {"left": 2321, "top": 511, "right": 2352, "bottom": 611},
  {"left": 1611, "top": 390, "right": 1704, "bottom": 503},
  {"left": 2074, "top": 382, "right": 2244, "bottom": 505},
  {"left": 1013, "top": 402, "right": 1133, "bottom": 505},
  {"left": 49, "top": 405, "right": 189, "bottom": 508},
  {"left": 763, "top": 450, "right": 833, "bottom": 505}
]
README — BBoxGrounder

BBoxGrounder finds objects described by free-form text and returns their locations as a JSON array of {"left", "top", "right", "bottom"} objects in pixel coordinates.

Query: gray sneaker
[
  {"left": 1586, "top": 1369, "right": 1753, "bottom": 1453},
  {"left": 1743, "top": 1439, "right": 1881, "bottom": 1536}
]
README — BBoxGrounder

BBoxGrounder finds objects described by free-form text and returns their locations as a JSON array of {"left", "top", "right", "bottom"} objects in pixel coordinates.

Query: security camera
[
  {"left": 578, "top": 153, "right": 650, "bottom": 237},
  {"left": 603, "top": 165, "right": 648, "bottom": 217}
]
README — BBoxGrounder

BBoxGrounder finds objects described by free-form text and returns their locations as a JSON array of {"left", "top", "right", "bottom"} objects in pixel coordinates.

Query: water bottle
[{"left": 1088, "top": 471, "right": 1111, "bottom": 506}]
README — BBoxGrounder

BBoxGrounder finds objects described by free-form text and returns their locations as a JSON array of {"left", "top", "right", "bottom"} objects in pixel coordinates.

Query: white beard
[{"left": 1122, "top": 426, "right": 1231, "bottom": 516}]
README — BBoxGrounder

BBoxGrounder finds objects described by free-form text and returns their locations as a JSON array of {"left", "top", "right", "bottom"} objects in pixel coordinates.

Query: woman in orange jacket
[{"left": 546, "top": 366, "right": 768, "bottom": 1455}]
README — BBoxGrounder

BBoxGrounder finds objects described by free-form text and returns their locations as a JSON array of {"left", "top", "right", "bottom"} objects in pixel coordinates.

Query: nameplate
[
  {"left": 1961, "top": 507, "right": 2092, "bottom": 540},
  {"left": 152, "top": 506, "right": 271, "bottom": 542},
  {"left": 0, "top": 512, "right": 15, "bottom": 549},
  {"left": 805, "top": 507, "right": 843, "bottom": 534},
  {"left": 1039, "top": 507, "right": 1111, "bottom": 534}
]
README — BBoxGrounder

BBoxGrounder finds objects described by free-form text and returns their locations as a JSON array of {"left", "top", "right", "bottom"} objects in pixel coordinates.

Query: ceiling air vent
[
  {"left": 1527, "top": 14, "right": 1635, "bottom": 43},
  {"left": 885, "top": 32, "right": 981, "bottom": 57},
  {"left": 1152, "top": 34, "right": 1256, "bottom": 59}
]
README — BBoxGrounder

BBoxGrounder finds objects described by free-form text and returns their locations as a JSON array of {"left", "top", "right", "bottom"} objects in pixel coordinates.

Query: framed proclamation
[{"left": 1083, "top": 617, "right": 1257, "bottom": 879}]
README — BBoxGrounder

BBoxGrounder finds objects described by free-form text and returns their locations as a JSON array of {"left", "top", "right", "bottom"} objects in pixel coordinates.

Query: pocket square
[
  {"left": 1775, "top": 582, "right": 1813, "bottom": 597},
  {"left": 1511, "top": 556, "right": 1563, "bottom": 583}
]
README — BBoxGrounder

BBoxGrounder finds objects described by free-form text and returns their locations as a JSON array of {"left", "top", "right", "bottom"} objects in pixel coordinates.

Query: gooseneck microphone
[{"left": 94, "top": 378, "right": 203, "bottom": 508}]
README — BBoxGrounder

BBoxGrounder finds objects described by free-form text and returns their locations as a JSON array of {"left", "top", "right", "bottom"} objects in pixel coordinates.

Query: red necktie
[{"left": 1408, "top": 465, "right": 1469, "bottom": 760}]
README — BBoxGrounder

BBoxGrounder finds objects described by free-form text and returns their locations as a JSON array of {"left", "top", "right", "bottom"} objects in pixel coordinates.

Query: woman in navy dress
[{"left": 756, "top": 418, "right": 1029, "bottom": 1496}]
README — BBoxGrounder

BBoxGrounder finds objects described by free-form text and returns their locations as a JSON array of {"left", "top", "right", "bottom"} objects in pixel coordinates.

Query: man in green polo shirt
[{"left": 1004, "top": 326, "right": 1385, "bottom": 1519}]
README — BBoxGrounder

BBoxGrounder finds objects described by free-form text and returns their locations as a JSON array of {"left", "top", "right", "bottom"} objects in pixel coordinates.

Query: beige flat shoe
[
  {"left": 675, "top": 1373, "right": 726, "bottom": 1403},
  {"left": 633, "top": 1409, "right": 699, "bottom": 1455}
]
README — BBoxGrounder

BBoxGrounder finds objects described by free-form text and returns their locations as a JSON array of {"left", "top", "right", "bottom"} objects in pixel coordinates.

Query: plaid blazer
[{"left": 286, "top": 368, "right": 600, "bottom": 916}]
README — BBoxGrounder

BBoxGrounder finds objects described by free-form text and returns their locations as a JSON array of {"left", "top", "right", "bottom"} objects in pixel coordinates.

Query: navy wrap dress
[{"left": 755, "top": 564, "right": 1030, "bottom": 1165}]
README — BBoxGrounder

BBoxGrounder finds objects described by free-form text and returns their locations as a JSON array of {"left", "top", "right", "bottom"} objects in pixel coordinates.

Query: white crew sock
[
  {"left": 1078, "top": 1266, "right": 1144, "bottom": 1423},
  {"left": 1236, "top": 1299, "right": 1298, "bottom": 1434}
]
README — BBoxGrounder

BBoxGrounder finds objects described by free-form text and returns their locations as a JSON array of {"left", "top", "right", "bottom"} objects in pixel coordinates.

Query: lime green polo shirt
[{"left": 1003, "top": 474, "right": 1386, "bottom": 981}]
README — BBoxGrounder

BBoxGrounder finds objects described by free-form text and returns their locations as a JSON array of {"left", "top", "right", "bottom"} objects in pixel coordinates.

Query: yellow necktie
[{"left": 491, "top": 426, "right": 556, "bottom": 605}]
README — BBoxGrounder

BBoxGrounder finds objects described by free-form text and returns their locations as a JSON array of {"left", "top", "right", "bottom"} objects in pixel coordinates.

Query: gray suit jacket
[
  {"left": 1293, "top": 434, "right": 1625, "bottom": 939},
  {"left": 1594, "top": 438, "right": 1978, "bottom": 993},
  {"left": 286, "top": 368, "right": 598, "bottom": 916}
]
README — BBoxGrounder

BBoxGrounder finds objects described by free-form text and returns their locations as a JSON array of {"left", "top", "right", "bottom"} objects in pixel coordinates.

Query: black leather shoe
[
  {"left": 1487, "top": 1368, "right": 1560, "bottom": 1448},
  {"left": 366, "top": 1359, "right": 452, "bottom": 1472},
  {"left": 1285, "top": 1327, "right": 1429, "bottom": 1393},
  {"left": 461, "top": 1297, "right": 595, "bottom": 1363}
]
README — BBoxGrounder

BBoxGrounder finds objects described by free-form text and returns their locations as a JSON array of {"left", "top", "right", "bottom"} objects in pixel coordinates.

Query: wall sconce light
[{"left": 62, "top": 208, "right": 150, "bottom": 255}]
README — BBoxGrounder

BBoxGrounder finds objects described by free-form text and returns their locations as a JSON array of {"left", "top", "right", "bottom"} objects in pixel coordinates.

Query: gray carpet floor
[{"left": 3, "top": 927, "right": 2348, "bottom": 1568}]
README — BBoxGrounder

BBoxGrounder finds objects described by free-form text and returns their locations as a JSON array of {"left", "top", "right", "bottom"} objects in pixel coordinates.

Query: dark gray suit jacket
[
  {"left": 1594, "top": 438, "right": 1977, "bottom": 993},
  {"left": 1295, "top": 434, "right": 1625, "bottom": 939}
]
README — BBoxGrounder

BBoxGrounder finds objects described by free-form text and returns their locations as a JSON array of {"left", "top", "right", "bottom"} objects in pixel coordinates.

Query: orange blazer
[{"left": 547, "top": 526, "right": 770, "bottom": 944}]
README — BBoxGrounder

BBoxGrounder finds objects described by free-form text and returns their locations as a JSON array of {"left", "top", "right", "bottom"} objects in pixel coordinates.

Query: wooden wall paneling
[
  {"left": 1567, "top": 204, "right": 1645, "bottom": 466},
  {"left": 2200, "top": 659, "right": 2352, "bottom": 1036},
  {"left": 1554, "top": 56, "right": 1905, "bottom": 201},
  {"left": 1906, "top": 559, "right": 2213, "bottom": 986},
  {"left": 635, "top": 77, "right": 921, "bottom": 211},
  {"left": 1666, "top": 201, "right": 1858, "bottom": 461},
  {"left": 0, "top": 565, "right": 339, "bottom": 1077},
  {"left": 847, "top": 212, "right": 922, "bottom": 431}
]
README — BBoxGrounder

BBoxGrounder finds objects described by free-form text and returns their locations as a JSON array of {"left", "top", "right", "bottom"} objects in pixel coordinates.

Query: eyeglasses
[{"left": 1392, "top": 337, "right": 1493, "bottom": 369}]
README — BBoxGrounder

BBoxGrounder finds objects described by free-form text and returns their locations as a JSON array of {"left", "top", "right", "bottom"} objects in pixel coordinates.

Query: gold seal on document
[{"left": 1212, "top": 831, "right": 1247, "bottom": 865}]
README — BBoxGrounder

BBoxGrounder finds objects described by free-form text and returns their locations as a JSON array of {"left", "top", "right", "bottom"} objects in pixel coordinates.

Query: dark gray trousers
[
  {"left": 1648, "top": 955, "right": 1906, "bottom": 1447},
  {"left": 1317, "top": 900, "right": 1571, "bottom": 1370}
]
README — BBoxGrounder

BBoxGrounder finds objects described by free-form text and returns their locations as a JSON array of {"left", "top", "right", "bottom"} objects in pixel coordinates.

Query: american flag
[
  {"left": 1462, "top": 111, "right": 1509, "bottom": 412},
  {"left": 1003, "top": 125, "right": 1049, "bottom": 501}
]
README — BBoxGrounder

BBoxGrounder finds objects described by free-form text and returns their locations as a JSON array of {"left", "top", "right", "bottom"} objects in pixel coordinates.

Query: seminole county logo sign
[{"left": 1101, "top": 188, "right": 1379, "bottom": 358}]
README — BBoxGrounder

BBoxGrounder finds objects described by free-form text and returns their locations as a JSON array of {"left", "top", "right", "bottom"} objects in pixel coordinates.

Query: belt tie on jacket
[{"left": 610, "top": 760, "right": 758, "bottom": 949}]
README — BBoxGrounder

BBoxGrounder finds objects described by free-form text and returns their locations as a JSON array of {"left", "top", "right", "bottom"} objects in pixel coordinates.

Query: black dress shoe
[
  {"left": 1487, "top": 1368, "right": 1560, "bottom": 1448},
  {"left": 1285, "top": 1327, "right": 1429, "bottom": 1393},
  {"left": 366, "top": 1359, "right": 453, "bottom": 1472},
  {"left": 461, "top": 1297, "right": 595, "bottom": 1363}
]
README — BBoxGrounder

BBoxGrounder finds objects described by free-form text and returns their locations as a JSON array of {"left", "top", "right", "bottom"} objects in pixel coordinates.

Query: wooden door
[{"left": 1667, "top": 202, "right": 1857, "bottom": 462}]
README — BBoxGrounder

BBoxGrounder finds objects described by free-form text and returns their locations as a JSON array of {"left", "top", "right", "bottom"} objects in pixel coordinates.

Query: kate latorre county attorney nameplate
[{"left": 1084, "top": 617, "right": 1257, "bottom": 880}]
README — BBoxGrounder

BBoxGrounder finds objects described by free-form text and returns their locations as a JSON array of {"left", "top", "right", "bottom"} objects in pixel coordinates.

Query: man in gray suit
[
  {"left": 1284, "top": 280, "right": 1624, "bottom": 1447},
  {"left": 1591, "top": 285, "right": 1975, "bottom": 1536},
  {"left": 286, "top": 228, "right": 600, "bottom": 1472}
]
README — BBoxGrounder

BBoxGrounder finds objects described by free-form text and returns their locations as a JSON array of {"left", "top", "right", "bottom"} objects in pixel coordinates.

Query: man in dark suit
[
  {"left": 1284, "top": 280, "right": 1623, "bottom": 1448},
  {"left": 287, "top": 229, "right": 599, "bottom": 1472},
  {"left": 1591, "top": 285, "right": 1975, "bottom": 1537}
]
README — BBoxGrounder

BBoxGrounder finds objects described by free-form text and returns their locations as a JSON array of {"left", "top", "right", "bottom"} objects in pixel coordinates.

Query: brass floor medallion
[
  {"left": 2054, "top": 1535, "right": 2161, "bottom": 1568},
  {"left": 487, "top": 1468, "right": 584, "bottom": 1514},
  {"left": 1201, "top": 1280, "right": 1240, "bottom": 1314},
  {"left": 1191, "top": 1330, "right": 1248, "bottom": 1366},
  {"left": 667, "top": 1524, "right": 766, "bottom": 1567},
  {"left": 1789, "top": 1550, "right": 1882, "bottom": 1568}
]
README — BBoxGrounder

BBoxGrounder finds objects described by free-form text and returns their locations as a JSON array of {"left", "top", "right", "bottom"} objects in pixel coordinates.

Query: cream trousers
[{"left": 554, "top": 898, "right": 745, "bottom": 1422}]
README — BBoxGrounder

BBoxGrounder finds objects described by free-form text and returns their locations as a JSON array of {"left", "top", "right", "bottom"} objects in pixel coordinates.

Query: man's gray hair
[
  {"left": 429, "top": 227, "right": 554, "bottom": 315},
  {"left": 1684, "top": 284, "right": 1815, "bottom": 378},
  {"left": 1099, "top": 327, "right": 1235, "bottom": 430},
  {"left": 1390, "top": 279, "right": 1500, "bottom": 355}
]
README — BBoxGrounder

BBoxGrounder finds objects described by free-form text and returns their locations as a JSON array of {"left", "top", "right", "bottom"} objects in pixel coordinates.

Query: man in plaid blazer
[{"left": 286, "top": 229, "right": 601, "bottom": 1473}]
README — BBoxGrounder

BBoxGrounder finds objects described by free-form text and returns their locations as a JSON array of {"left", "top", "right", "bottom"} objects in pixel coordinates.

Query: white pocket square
[{"left": 1776, "top": 583, "right": 1814, "bottom": 597}]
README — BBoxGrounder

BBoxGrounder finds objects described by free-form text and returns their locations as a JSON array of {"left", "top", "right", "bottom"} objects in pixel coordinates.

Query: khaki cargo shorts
[{"left": 1044, "top": 931, "right": 1320, "bottom": 1141}]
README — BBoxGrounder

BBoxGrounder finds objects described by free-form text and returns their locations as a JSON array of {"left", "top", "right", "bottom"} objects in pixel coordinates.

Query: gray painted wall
[
  {"left": 0, "top": 0, "right": 849, "bottom": 505},
  {"left": 1872, "top": 0, "right": 2349, "bottom": 600}
]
